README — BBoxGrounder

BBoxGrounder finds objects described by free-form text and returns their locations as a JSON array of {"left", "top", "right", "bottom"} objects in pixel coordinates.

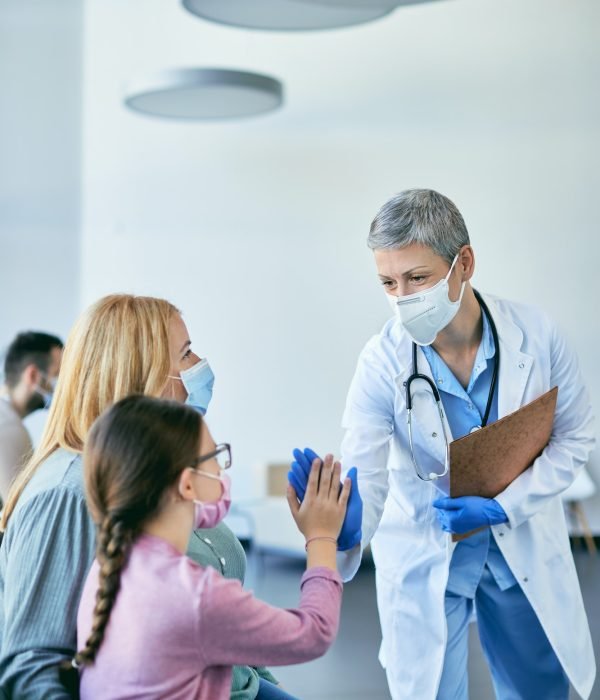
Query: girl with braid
[
  {"left": 0, "top": 294, "right": 302, "bottom": 700},
  {"left": 73, "top": 394, "right": 349, "bottom": 699}
]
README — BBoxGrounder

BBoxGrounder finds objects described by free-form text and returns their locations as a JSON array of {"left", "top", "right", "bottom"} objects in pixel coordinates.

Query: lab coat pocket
[
  {"left": 386, "top": 461, "right": 434, "bottom": 524},
  {"left": 536, "top": 505, "right": 572, "bottom": 565},
  {"left": 542, "top": 528, "right": 572, "bottom": 567}
]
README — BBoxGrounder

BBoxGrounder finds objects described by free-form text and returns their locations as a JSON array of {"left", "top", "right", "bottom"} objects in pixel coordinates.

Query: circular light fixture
[
  {"left": 301, "top": 0, "right": 400, "bottom": 8},
  {"left": 124, "top": 68, "right": 283, "bottom": 121},
  {"left": 182, "top": 0, "right": 398, "bottom": 32},
  {"left": 302, "top": 0, "right": 438, "bottom": 7}
]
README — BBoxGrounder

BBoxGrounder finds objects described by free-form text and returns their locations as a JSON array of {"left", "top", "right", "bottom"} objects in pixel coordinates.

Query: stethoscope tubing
[{"left": 406, "top": 289, "right": 500, "bottom": 481}]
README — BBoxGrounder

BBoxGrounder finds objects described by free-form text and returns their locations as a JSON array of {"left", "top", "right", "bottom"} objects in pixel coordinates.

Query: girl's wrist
[
  {"left": 305, "top": 535, "right": 337, "bottom": 551},
  {"left": 305, "top": 536, "right": 338, "bottom": 572}
]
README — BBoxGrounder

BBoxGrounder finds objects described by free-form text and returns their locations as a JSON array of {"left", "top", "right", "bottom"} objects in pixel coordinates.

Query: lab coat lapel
[{"left": 482, "top": 294, "right": 533, "bottom": 417}]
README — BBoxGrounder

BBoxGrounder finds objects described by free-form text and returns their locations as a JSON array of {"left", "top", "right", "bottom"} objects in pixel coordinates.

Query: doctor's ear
[{"left": 457, "top": 245, "right": 475, "bottom": 281}]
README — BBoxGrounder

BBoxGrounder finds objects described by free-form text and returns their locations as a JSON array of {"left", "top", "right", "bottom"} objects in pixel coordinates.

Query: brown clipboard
[{"left": 449, "top": 386, "right": 558, "bottom": 541}]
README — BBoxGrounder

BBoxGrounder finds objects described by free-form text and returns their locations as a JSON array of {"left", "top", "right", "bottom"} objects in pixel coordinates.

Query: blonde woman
[{"left": 0, "top": 295, "right": 287, "bottom": 700}]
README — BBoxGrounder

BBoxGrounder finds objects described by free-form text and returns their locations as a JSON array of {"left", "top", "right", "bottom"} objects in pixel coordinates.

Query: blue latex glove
[
  {"left": 432, "top": 496, "right": 508, "bottom": 535},
  {"left": 288, "top": 447, "right": 363, "bottom": 551},
  {"left": 288, "top": 448, "right": 322, "bottom": 501}
]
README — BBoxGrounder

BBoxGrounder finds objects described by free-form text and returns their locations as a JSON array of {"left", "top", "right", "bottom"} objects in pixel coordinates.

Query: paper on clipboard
[{"left": 449, "top": 386, "right": 558, "bottom": 541}]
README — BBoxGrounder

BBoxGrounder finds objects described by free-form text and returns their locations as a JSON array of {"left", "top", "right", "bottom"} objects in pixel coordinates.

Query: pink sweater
[{"left": 77, "top": 534, "right": 342, "bottom": 699}]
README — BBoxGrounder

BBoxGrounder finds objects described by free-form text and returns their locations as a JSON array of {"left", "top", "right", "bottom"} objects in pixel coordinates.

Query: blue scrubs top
[{"left": 422, "top": 311, "right": 517, "bottom": 597}]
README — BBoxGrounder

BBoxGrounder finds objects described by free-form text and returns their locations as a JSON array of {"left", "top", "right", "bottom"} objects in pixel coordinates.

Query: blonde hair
[{"left": 1, "top": 294, "right": 179, "bottom": 529}]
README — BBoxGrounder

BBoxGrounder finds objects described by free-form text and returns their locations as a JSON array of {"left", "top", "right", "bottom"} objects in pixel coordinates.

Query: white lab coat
[{"left": 338, "top": 293, "right": 595, "bottom": 700}]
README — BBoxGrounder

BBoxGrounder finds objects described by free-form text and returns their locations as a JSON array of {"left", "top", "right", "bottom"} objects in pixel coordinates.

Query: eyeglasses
[{"left": 191, "top": 443, "right": 232, "bottom": 473}]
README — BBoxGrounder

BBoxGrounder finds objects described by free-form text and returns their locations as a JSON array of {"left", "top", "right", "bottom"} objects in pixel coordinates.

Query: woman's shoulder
[
  {"left": 186, "top": 521, "right": 247, "bottom": 583},
  {"left": 354, "top": 317, "right": 411, "bottom": 381},
  {"left": 1, "top": 451, "right": 95, "bottom": 573},
  {"left": 485, "top": 293, "right": 553, "bottom": 329},
  {"left": 10, "top": 449, "right": 85, "bottom": 523},
  {"left": 21, "top": 448, "right": 83, "bottom": 499}
]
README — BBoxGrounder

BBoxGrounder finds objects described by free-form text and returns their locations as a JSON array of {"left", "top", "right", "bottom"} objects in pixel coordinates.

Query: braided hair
[
  {"left": 59, "top": 394, "right": 202, "bottom": 694},
  {"left": 75, "top": 516, "right": 133, "bottom": 666}
]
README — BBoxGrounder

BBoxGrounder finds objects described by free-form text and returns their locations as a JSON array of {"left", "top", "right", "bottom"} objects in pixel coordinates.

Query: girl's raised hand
[{"left": 287, "top": 454, "right": 351, "bottom": 542}]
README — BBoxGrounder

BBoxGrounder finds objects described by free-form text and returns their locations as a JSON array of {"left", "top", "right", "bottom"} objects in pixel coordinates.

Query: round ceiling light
[
  {"left": 181, "top": 0, "right": 398, "bottom": 32},
  {"left": 302, "top": 0, "right": 438, "bottom": 7},
  {"left": 124, "top": 68, "right": 283, "bottom": 120},
  {"left": 300, "top": 0, "right": 400, "bottom": 8}
]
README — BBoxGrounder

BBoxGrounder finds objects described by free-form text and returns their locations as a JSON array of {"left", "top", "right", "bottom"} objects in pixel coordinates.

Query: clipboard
[{"left": 449, "top": 386, "right": 558, "bottom": 541}]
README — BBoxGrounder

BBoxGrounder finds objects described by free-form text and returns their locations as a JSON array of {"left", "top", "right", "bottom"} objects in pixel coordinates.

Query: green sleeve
[{"left": 255, "top": 666, "right": 279, "bottom": 685}]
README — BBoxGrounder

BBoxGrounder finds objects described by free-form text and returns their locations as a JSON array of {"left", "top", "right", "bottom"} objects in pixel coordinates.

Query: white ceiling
[{"left": 85, "top": 0, "right": 599, "bottom": 133}]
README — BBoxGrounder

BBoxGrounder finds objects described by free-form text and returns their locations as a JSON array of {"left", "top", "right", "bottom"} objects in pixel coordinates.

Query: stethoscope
[{"left": 406, "top": 290, "right": 500, "bottom": 482}]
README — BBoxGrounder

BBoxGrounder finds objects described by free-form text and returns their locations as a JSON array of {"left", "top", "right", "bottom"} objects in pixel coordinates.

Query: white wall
[
  {"left": 0, "top": 0, "right": 82, "bottom": 356},
  {"left": 81, "top": 0, "right": 600, "bottom": 527}
]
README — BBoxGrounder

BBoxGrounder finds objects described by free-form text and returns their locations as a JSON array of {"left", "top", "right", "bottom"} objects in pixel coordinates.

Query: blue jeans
[{"left": 256, "top": 678, "right": 300, "bottom": 700}]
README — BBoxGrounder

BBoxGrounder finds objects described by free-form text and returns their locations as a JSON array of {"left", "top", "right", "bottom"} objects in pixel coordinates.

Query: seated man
[{"left": 0, "top": 331, "right": 63, "bottom": 504}]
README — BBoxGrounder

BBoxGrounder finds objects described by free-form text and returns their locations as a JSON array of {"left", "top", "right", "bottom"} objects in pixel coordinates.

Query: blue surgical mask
[{"left": 171, "top": 359, "right": 215, "bottom": 415}]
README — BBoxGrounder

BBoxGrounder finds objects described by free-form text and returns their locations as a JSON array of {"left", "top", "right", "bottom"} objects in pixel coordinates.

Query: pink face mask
[{"left": 192, "top": 472, "right": 232, "bottom": 529}]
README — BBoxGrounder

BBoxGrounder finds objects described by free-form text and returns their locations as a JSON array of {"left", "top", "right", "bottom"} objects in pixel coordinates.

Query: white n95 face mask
[{"left": 388, "top": 254, "right": 465, "bottom": 346}]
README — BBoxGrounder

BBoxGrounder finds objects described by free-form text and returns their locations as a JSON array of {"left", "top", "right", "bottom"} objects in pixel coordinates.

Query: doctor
[{"left": 291, "top": 189, "right": 595, "bottom": 699}]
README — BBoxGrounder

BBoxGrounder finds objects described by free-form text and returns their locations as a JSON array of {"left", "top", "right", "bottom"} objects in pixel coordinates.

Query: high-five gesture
[{"left": 287, "top": 454, "right": 351, "bottom": 571}]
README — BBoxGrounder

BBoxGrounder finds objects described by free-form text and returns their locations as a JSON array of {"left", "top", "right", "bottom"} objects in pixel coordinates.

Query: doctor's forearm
[
  {"left": 335, "top": 493, "right": 385, "bottom": 581},
  {"left": 495, "top": 437, "right": 593, "bottom": 528}
]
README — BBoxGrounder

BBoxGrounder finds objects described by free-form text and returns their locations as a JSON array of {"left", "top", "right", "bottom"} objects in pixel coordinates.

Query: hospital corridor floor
[{"left": 247, "top": 548, "right": 600, "bottom": 700}]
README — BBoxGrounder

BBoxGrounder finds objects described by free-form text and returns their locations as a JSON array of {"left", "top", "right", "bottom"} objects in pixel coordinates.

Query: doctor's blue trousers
[{"left": 436, "top": 565, "right": 569, "bottom": 700}]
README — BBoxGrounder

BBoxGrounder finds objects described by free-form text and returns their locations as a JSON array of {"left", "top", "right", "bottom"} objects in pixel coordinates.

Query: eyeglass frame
[{"left": 189, "top": 443, "right": 232, "bottom": 477}]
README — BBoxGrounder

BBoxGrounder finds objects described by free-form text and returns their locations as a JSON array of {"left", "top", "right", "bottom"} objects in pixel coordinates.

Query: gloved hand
[
  {"left": 288, "top": 447, "right": 362, "bottom": 551},
  {"left": 432, "top": 496, "right": 508, "bottom": 535}
]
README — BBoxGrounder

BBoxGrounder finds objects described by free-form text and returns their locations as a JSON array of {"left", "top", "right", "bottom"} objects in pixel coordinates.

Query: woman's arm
[{"left": 0, "top": 487, "right": 96, "bottom": 697}]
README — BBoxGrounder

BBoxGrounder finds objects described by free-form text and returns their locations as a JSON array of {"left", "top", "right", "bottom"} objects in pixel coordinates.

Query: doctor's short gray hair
[{"left": 368, "top": 189, "right": 470, "bottom": 263}]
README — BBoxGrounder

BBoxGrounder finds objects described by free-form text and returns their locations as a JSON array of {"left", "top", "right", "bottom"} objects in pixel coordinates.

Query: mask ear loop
[
  {"left": 189, "top": 468, "right": 227, "bottom": 507},
  {"left": 445, "top": 252, "right": 467, "bottom": 306},
  {"left": 167, "top": 374, "right": 183, "bottom": 400},
  {"left": 444, "top": 253, "right": 459, "bottom": 280},
  {"left": 178, "top": 466, "right": 222, "bottom": 503}
]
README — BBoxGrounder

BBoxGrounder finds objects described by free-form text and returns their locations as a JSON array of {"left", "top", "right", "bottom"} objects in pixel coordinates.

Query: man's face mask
[{"left": 388, "top": 254, "right": 466, "bottom": 346}]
